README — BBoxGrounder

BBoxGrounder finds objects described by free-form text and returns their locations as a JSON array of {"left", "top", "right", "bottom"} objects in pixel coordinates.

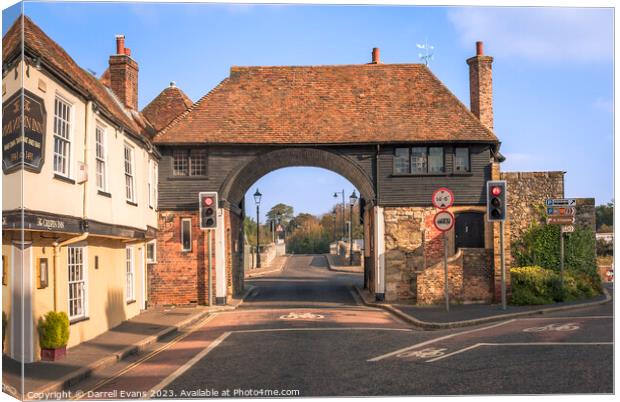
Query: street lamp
[
  {"left": 333, "top": 190, "right": 345, "bottom": 240},
  {"left": 349, "top": 190, "right": 358, "bottom": 266},
  {"left": 254, "top": 188, "right": 262, "bottom": 268}
]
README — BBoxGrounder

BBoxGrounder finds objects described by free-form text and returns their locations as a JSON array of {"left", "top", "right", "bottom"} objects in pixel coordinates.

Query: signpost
[
  {"left": 545, "top": 198, "right": 577, "bottom": 290},
  {"left": 432, "top": 188, "right": 454, "bottom": 312}
]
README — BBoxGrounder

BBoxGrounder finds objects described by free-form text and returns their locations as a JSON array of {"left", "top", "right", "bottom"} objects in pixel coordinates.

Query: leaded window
[
  {"left": 53, "top": 96, "right": 72, "bottom": 177},
  {"left": 173, "top": 149, "right": 206, "bottom": 176},
  {"left": 454, "top": 147, "right": 470, "bottom": 172},
  {"left": 68, "top": 247, "right": 86, "bottom": 320}
]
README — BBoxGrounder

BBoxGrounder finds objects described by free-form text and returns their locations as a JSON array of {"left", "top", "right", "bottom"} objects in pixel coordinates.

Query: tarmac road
[{"left": 69, "top": 255, "right": 613, "bottom": 398}]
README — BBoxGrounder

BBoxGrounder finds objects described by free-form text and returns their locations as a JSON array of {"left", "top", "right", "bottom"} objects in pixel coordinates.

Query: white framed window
[
  {"left": 53, "top": 96, "right": 72, "bottom": 177},
  {"left": 126, "top": 247, "right": 135, "bottom": 302},
  {"left": 124, "top": 144, "right": 136, "bottom": 203},
  {"left": 68, "top": 246, "right": 87, "bottom": 320},
  {"left": 181, "top": 218, "right": 192, "bottom": 252},
  {"left": 146, "top": 240, "right": 156, "bottom": 263},
  {"left": 95, "top": 124, "right": 107, "bottom": 191}
]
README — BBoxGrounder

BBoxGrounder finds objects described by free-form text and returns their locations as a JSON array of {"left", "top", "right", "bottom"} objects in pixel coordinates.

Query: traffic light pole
[
  {"left": 500, "top": 220, "right": 506, "bottom": 310},
  {"left": 207, "top": 229, "right": 212, "bottom": 306}
]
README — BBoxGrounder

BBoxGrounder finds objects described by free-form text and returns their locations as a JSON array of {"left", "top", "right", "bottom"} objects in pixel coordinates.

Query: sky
[{"left": 2, "top": 1, "right": 614, "bottom": 220}]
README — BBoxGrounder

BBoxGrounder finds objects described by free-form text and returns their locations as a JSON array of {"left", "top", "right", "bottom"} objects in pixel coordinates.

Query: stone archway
[{"left": 219, "top": 147, "right": 376, "bottom": 208}]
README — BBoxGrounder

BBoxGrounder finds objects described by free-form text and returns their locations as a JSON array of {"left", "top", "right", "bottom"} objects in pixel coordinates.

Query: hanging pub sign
[{"left": 2, "top": 89, "right": 47, "bottom": 173}]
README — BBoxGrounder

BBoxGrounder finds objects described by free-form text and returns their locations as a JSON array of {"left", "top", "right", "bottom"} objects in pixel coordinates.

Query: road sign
[
  {"left": 433, "top": 210, "right": 455, "bottom": 232},
  {"left": 561, "top": 225, "right": 575, "bottom": 233},
  {"left": 547, "top": 216, "right": 575, "bottom": 225},
  {"left": 432, "top": 187, "right": 454, "bottom": 209},
  {"left": 546, "top": 198, "right": 576, "bottom": 207},
  {"left": 546, "top": 206, "right": 576, "bottom": 216}
]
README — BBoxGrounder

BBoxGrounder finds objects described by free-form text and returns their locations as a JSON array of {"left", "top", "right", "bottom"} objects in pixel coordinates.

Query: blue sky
[{"left": 3, "top": 2, "right": 614, "bottom": 219}]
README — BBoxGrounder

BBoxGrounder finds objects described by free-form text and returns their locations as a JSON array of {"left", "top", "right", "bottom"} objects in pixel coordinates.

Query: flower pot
[{"left": 40, "top": 346, "right": 66, "bottom": 361}]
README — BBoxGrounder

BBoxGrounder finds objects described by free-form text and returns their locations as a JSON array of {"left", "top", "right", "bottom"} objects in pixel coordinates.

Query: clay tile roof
[
  {"left": 99, "top": 68, "right": 111, "bottom": 87},
  {"left": 154, "top": 64, "right": 499, "bottom": 145},
  {"left": 2, "top": 15, "right": 153, "bottom": 140},
  {"left": 142, "top": 84, "right": 194, "bottom": 132}
]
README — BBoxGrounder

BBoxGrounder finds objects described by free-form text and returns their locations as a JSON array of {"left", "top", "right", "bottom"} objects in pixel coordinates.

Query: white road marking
[
  {"left": 523, "top": 322, "right": 580, "bottom": 332},
  {"left": 396, "top": 347, "right": 448, "bottom": 359},
  {"left": 367, "top": 319, "right": 516, "bottom": 362},
  {"left": 147, "top": 331, "right": 231, "bottom": 397},
  {"left": 518, "top": 316, "right": 612, "bottom": 320},
  {"left": 280, "top": 312, "right": 325, "bottom": 320},
  {"left": 235, "top": 327, "right": 415, "bottom": 334},
  {"left": 426, "top": 342, "right": 614, "bottom": 363}
]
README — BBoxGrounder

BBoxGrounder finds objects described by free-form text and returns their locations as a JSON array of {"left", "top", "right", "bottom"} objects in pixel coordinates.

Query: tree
[
  {"left": 595, "top": 201, "right": 613, "bottom": 231},
  {"left": 266, "top": 203, "right": 294, "bottom": 226}
]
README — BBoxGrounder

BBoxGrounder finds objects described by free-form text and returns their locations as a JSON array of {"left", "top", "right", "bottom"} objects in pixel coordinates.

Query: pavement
[
  {"left": 355, "top": 283, "right": 613, "bottom": 329},
  {"left": 323, "top": 253, "right": 364, "bottom": 273},
  {"left": 244, "top": 255, "right": 289, "bottom": 278},
  {"left": 1, "top": 295, "right": 247, "bottom": 400}
]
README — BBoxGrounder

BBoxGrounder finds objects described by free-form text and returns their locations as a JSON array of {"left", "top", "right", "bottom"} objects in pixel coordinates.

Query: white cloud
[{"left": 447, "top": 7, "right": 613, "bottom": 63}]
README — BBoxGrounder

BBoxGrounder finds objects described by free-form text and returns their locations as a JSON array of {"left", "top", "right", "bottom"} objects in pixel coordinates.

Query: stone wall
[
  {"left": 575, "top": 198, "right": 596, "bottom": 231},
  {"left": 382, "top": 207, "right": 494, "bottom": 304},
  {"left": 501, "top": 171, "right": 565, "bottom": 242}
]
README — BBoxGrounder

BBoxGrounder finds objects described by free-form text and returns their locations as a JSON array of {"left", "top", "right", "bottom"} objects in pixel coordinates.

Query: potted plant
[{"left": 38, "top": 311, "right": 69, "bottom": 361}]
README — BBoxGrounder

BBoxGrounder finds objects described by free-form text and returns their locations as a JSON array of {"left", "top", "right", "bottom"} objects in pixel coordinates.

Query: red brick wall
[{"left": 149, "top": 209, "right": 244, "bottom": 306}]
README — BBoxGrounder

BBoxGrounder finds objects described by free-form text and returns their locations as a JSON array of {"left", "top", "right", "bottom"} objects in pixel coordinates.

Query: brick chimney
[
  {"left": 466, "top": 41, "right": 494, "bottom": 131},
  {"left": 371, "top": 47, "right": 380, "bottom": 64},
  {"left": 109, "top": 34, "right": 139, "bottom": 110}
]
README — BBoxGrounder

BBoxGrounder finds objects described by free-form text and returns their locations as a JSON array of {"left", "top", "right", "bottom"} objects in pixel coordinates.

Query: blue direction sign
[{"left": 546, "top": 198, "right": 576, "bottom": 207}]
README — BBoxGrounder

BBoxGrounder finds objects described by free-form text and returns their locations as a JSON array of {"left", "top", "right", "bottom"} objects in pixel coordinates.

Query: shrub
[
  {"left": 510, "top": 265, "right": 602, "bottom": 305},
  {"left": 512, "top": 223, "right": 597, "bottom": 277},
  {"left": 38, "top": 311, "right": 70, "bottom": 349}
]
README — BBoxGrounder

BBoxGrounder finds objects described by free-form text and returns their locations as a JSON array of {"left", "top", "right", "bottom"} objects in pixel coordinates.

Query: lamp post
[
  {"left": 254, "top": 188, "right": 262, "bottom": 268},
  {"left": 333, "top": 190, "right": 345, "bottom": 240},
  {"left": 349, "top": 190, "right": 358, "bottom": 266}
]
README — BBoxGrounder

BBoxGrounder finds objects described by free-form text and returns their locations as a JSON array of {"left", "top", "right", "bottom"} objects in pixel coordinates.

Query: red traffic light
[
  {"left": 491, "top": 186, "right": 502, "bottom": 196},
  {"left": 203, "top": 197, "right": 214, "bottom": 206}
]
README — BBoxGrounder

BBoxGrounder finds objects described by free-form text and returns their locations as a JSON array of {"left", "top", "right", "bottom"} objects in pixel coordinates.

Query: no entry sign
[
  {"left": 433, "top": 210, "right": 455, "bottom": 232},
  {"left": 432, "top": 187, "right": 454, "bottom": 209}
]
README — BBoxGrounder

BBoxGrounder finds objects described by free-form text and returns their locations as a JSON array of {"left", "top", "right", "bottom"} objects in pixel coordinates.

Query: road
[{"left": 69, "top": 255, "right": 613, "bottom": 398}]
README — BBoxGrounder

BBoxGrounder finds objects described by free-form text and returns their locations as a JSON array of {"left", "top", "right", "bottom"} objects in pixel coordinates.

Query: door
[
  {"left": 455, "top": 212, "right": 485, "bottom": 249},
  {"left": 10, "top": 242, "right": 34, "bottom": 363}
]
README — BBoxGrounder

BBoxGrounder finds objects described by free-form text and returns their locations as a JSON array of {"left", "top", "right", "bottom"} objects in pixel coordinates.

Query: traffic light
[
  {"left": 199, "top": 192, "right": 218, "bottom": 229},
  {"left": 486, "top": 181, "right": 507, "bottom": 222}
]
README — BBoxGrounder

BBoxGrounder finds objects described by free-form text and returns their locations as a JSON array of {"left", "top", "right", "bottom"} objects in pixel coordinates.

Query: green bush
[
  {"left": 38, "top": 311, "right": 70, "bottom": 349},
  {"left": 510, "top": 265, "right": 601, "bottom": 305},
  {"left": 512, "top": 223, "right": 597, "bottom": 277}
]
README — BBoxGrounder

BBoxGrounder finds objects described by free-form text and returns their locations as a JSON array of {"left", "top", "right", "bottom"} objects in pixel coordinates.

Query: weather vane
[{"left": 416, "top": 39, "right": 434, "bottom": 66}]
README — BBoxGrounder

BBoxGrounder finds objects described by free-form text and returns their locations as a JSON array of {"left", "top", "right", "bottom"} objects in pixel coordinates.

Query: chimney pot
[
  {"left": 124, "top": 47, "right": 131, "bottom": 57},
  {"left": 115, "top": 34, "right": 125, "bottom": 55},
  {"left": 476, "top": 41, "right": 484, "bottom": 56}
]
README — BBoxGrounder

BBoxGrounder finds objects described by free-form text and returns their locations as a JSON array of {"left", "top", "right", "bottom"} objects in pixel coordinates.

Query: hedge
[{"left": 510, "top": 265, "right": 602, "bottom": 305}]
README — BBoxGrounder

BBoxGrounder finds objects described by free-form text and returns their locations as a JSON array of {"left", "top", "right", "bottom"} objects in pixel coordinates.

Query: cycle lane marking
[
  {"left": 426, "top": 342, "right": 614, "bottom": 363},
  {"left": 367, "top": 319, "right": 517, "bottom": 362}
]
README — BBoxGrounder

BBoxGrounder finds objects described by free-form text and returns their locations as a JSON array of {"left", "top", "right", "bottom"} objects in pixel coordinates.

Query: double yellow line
[{"left": 71, "top": 314, "right": 217, "bottom": 400}]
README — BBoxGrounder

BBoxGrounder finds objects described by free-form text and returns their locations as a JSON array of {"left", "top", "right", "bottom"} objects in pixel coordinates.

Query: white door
[{"left": 10, "top": 242, "right": 34, "bottom": 363}]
